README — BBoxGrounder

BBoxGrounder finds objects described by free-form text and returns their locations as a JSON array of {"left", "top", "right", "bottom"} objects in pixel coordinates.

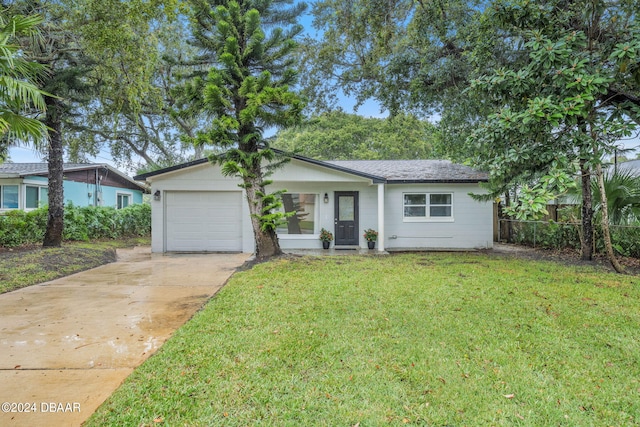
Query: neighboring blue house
[{"left": 0, "top": 163, "right": 148, "bottom": 212}]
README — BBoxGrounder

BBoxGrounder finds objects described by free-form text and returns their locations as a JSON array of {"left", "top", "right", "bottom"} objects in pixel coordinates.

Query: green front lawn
[{"left": 87, "top": 253, "right": 640, "bottom": 426}]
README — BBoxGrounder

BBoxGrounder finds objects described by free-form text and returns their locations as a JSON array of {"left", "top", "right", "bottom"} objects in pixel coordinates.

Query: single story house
[
  {"left": 0, "top": 163, "right": 147, "bottom": 212},
  {"left": 135, "top": 153, "right": 493, "bottom": 253}
]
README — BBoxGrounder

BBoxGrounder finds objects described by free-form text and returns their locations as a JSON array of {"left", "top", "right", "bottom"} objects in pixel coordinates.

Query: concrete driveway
[{"left": 0, "top": 247, "right": 249, "bottom": 427}]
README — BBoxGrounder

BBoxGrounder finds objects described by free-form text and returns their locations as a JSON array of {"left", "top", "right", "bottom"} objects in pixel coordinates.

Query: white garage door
[{"left": 165, "top": 191, "right": 243, "bottom": 252}]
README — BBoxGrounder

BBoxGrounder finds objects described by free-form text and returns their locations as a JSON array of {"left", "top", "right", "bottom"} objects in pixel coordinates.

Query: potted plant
[
  {"left": 363, "top": 228, "right": 378, "bottom": 249},
  {"left": 319, "top": 228, "right": 333, "bottom": 249}
]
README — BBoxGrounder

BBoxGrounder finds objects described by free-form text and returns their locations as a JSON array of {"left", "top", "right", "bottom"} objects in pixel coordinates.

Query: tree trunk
[
  {"left": 243, "top": 168, "right": 282, "bottom": 260},
  {"left": 579, "top": 159, "right": 593, "bottom": 260},
  {"left": 504, "top": 191, "right": 513, "bottom": 243},
  {"left": 43, "top": 97, "right": 64, "bottom": 247},
  {"left": 595, "top": 163, "right": 625, "bottom": 274}
]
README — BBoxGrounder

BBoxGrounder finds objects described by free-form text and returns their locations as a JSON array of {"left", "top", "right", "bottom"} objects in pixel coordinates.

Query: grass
[
  {"left": 0, "top": 237, "right": 150, "bottom": 293},
  {"left": 87, "top": 253, "right": 640, "bottom": 426}
]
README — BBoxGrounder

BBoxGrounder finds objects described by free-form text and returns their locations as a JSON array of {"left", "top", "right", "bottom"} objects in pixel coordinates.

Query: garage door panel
[{"left": 165, "top": 191, "right": 243, "bottom": 252}]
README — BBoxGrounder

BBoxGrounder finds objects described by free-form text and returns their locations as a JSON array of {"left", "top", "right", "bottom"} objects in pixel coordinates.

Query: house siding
[
  {"left": 1, "top": 169, "right": 144, "bottom": 211},
  {"left": 270, "top": 181, "right": 379, "bottom": 250},
  {"left": 61, "top": 180, "right": 143, "bottom": 208},
  {"left": 270, "top": 159, "right": 379, "bottom": 249},
  {"left": 384, "top": 183, "right": 493, "bottom": 250}
]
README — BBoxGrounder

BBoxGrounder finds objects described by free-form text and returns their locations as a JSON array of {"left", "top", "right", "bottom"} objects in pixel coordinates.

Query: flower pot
[
  {"left": 367, "top": 241, "right": 375, "bottom": 250},
  {"left": 322, "top": 241, "right": 330, "bottom": 249}
]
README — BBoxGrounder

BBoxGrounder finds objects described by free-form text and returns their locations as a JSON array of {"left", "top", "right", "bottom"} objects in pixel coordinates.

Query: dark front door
[{"left": 334, "top": 191, "right": 359, "bottom": 245}]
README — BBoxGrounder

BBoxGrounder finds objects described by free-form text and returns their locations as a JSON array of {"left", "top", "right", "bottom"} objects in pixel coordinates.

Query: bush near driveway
[
  {"left": 87, "top": 253, "right": 640, "bottom": 426},
  {"left": 0, "top": 203, "right": 150, "bottom": 247}
]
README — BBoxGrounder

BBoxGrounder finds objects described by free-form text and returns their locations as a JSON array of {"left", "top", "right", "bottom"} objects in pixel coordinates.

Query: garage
[{"left": 165, "top": 191, "right": 243, "bottom": 252}]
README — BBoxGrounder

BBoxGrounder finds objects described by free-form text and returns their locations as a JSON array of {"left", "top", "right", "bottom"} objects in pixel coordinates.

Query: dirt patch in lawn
[
  {"left": 487, "top": 243, "right": 640, "bottom": 275},
  {"left": 0, "top": 238, "right": 148, "bottom": 293},
  {"left": 0, "top": 245, "right": 116, "bottom": 271}
]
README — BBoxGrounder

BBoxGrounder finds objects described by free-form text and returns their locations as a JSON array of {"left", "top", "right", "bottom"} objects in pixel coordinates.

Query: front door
[{"left": 334, "top": 191, "right": 359, "bottom": 246}]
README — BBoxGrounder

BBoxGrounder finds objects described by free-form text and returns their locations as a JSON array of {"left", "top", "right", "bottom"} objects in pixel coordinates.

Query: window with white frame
[
  {"left": 1, "top": 185, "right": 19, "bottom": 209},
  {"left": 276, "top": 193, "right": 317, "bottom": 235},
  {"left": 117, "top": 193, "right": 131, "bottom": 209},
  {"left": 25, "top": 186, "right": 48, "bottom": 209},
  {"left": 403, "top": 193, "right": 453, "bottom": 221}
]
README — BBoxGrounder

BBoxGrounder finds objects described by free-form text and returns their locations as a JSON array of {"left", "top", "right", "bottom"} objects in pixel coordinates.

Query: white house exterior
[{"left": 135, "top": 154, "right": 493, "bottom": 253}]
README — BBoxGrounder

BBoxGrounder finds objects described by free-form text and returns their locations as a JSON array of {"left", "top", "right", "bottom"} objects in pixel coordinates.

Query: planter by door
[
  {"left": 367, "top": 241, "right": 375, "bottom": 250},
  {"left": 322, "top": 241, "right": 330, "bottom": 249}
]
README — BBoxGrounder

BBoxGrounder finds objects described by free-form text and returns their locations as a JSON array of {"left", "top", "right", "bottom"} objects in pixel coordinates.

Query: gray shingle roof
[
  {"left": 134, "top": 155, "right": 488, "bottom": 183},
  {"left": 0, "top": 162, "right": 98, "bottom": 176},
  {"left": 326, "top": 160, "right": 488, "bottom": 183},
  {"left": 0, "top": 162, "right": 148, "bottom": 191}
]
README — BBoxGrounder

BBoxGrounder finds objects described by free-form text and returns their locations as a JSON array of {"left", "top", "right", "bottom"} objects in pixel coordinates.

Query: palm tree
[
  {"left": 591, "top": 169, "right": 640, "bottom": 226},
  {"left": 0, "top": 7, "right": 47, "bottom": 158},
  {"left": 568, "top": 168, "right": 640, "bottom": 225}
]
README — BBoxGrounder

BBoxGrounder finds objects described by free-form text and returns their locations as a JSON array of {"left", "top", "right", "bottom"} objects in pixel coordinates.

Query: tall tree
[
  {"left": 466, "top": 0, "right": 640, "bottom": 271},
  {"left": 272, "top": 111, "right": 440, "bottom": 160},
  {"left": 15, "top": 0, "right": 96, "bottom": 247},
  {"left": 0, "top": 7, "right": 47, "bottom": 159},
  {"left": 11, "top": 0, "right": 181, "bottom": 246},
  {"left": 67, "top": 0, "right": 195, "bottom": 172},
  {"left": 300, "top": 0, "right": 493, "bottom": 118},
  {"left": 185, "top": 0, "right": 305, "bottom": 259},
  {"left": 304, "top": 0, "right": 640, "bottom": 270}
]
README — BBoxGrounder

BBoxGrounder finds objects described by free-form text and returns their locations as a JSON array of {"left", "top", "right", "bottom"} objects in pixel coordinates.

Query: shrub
[
  {"left": 114, "top": 203, "right": 151, "bottom": 237},
  {"left": 610, "top": 225, "right": 640, "bottom": 258},
  {"left": 0, "top": 210, "right": 29, "bottom": 246},
  {"left": 63, "top": 203, "right": 89, "bottom": 241},
  {"left": 0, "top": 203, "right": 151, "bottom": 247},
  {"left": 0, "top": 209, "right": 48, "bottom": 246},
  {"left": 509, "top": 220, "right": 581, "bottom": 251},
  {"left": 82, "top": 205, "right": 118, "bottom": 239},
  {"left": 504, "top": 219, "right": 640, "bottom": 258}
]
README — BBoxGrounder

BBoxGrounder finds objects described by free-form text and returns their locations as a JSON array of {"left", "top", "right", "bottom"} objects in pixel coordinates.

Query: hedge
[{"left": 0, "top": 203, "right": 151, "bottom": 247}]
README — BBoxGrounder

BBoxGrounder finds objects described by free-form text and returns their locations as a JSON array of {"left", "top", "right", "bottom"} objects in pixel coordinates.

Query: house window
[
  {"left": 403, "top": 193, "right": 453, "bottom": 221},
  {"left": 26, "top": 186, "right": 48, "bottom": 209},
  {"left": 429, "top": 194, "right": 452, "bottom": 217},
  {"left": 117, "top": 193, "right": 131, "bottom": 209},
  {"left": 277, "top": 193, "right": 317, "bottom": 235},
  {"left": 1, "top": 185, "right": 19, "bottom": 209}
]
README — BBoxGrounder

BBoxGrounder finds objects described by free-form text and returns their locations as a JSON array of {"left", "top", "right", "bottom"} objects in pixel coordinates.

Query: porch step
[{"left": 333, "top": 245, "right": 360, "bottom": 250}]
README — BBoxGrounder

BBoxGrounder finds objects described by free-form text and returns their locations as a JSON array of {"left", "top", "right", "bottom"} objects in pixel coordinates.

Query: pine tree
[{"left": 186, "top": 0, "right": 305, "bottom": 259}]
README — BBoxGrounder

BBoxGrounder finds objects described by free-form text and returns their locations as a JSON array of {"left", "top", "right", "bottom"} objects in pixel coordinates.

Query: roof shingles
[
  {"left": 326, "top": 160, "right": 488, "bottom": 182},
  {"left": 0, "top": 163, "right": 97, "bottom": 176},
  {"left": 133, "top": 155, "right": 488, "bottom": 183}
]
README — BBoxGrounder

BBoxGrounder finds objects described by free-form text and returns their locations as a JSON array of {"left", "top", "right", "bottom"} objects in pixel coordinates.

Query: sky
[{"left": 7, "top": 3, "right": 639, "bottom": 170}]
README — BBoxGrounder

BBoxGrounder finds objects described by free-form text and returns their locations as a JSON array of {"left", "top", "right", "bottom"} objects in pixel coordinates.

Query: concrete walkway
[{"left": 0, "top": 247, "right": 249, "bottom": 427}]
